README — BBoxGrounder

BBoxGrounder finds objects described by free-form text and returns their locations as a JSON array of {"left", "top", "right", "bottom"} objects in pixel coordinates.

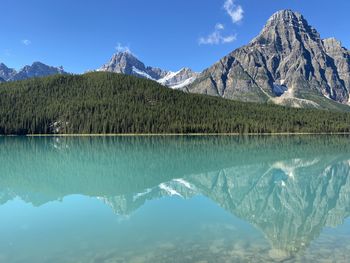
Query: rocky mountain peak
[
  {"left": 267, "top": 9, "right": 303, "bottom": 24},
  {"left": 98, "top": 52, "right": 198, "bottom": 88},
  {"left": 0, "top": 63, "right": 17, "bottom": 81},
  {"left": 12, "top": 62, "right": 67, "bottom": 81},
  {"left": 112, "top": 51, "right": 142, "bottom": 66},
  {"left": 0, "top": 61, "right": 68, "bottom": 82},
  {"left": 100, "top": 51, "right": 146, "bottom": 75},
  {"left": 188, "top": 9, "right": 350, "bottom": 110},
  {"left": 253, "top": 9, "right": 320, "bottom": 46},
  {"left": 323, "top": 37, "right": 343, "bottom": 51},
  {"left": 178, "top": 67, "right": 194, "bottom": 75},
  {"left": 99, "top": 51, "right": 169, "bottom": 80}
]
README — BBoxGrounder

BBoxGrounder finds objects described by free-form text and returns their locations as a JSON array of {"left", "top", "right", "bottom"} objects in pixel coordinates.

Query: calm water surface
[{"left": 1, "top": 136, "right": 350, "bottom": 263}]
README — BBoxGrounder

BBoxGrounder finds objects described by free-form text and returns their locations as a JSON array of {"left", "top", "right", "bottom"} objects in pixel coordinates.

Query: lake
[{"left": 0, "top": 135, "right": 350, "bottom": 263}]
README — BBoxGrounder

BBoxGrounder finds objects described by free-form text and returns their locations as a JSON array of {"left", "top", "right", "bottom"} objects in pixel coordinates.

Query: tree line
[{"left": 0, "top": 72, "right": 349, "bottom": 134}]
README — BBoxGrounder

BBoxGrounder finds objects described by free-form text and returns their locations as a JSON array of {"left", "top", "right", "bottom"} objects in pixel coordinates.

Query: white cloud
[
  {"left": 115, "top": 43, "right": 131, "bottom": 53},
  {"left": 199, "top": 23, "right": 237, "bottom": 45},
  {"left": 222, "top": 35, "right": 237, "bottom": 43},
  {"left": 22, "top": 39, "right": 31, "bottom": 46},
  {"left": 223, "top": 0, "right": 244, "bottom": 24},
  {"left": 198, "top": 1, "right": 242, "bottom": 46},
  {"left": 215, "top": 23, "right": 225, "bottom": 30}
]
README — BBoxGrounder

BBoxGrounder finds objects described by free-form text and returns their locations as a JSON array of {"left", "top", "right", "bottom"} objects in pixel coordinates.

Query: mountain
[
  {"left": 0, "top": 72, "right": 349, "bottom": 135},
  {"left": 98, "top": 51, "right": 168, "bottom": 80},
  {"left": 0, "top": 62, "right": 67, "bottom": 82},
  {"left": 99, "top": 154, "right": 350, "bottom": 258},
  {"left": 158, "top": 67, "right": 199, "bottom": 89},
  {"left": 1, "top": 135, "right": 350, "bottom": 260},
  {"left": 11, "top": 62, "right": 66, "bottom": 81},
  {"left": 0, "top": 63, "right": 17, "bottom": 81},
  {"left": 187, "top": 10, "right": 350, "bottom": 111},
  {"left": 98, "top": 51, "right": 198, "bottom": 89}
]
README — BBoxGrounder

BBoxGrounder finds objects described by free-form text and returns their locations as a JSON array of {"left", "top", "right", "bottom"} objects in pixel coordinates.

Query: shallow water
[{"left": 1, "top": 136, "right": 350, "bottom": 262}]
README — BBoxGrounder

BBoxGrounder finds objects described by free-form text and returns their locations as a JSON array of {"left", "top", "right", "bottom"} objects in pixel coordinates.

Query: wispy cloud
[
  {"left": 115, "top": 43, "right": 131, "bottom": 53},
  {"left": 198, "top": 0, "right": 242, "bottom": 46},
  {"left": 222, "top": 35, "right": 237, "bottom": 43},
  {"left": 22, "top": 39, "right": 31, "bottom": 46},
  {"left": 215, "top": 23, "right": 225, "bottom": 30},
  {"left": 223, "top": 0, "right": 244, "bottom": 24},
  {"left": 199, "top": 23, "right": 237, "bottom": 45}
]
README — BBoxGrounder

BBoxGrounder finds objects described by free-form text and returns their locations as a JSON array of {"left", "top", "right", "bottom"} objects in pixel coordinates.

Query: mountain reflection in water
[{"left": 0, "top": 135, "right": 350, "bottom": 262}]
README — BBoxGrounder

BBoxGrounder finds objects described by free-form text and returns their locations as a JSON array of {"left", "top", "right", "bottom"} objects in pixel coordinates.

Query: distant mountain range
[
  {"left": 97, "top": 10, "right": 350, "bottom": 110},
  {"left": 1, "top": 9, "right": 350, "bottom": 111},
  {"left": 97, "top": 51, "right": 199, "bottom": 89},
  {"left": 0, "top": 62, "right": 67, "bottom": 82}
]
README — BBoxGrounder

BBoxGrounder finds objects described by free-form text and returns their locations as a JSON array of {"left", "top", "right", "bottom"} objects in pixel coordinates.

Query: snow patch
[
  {"left": 159, "top": 183, "right": 183, "bottom": 197},
  {"left": 132, "top": 66, "right": 155, "bottom": 80},
  {"left": 158, "top": 69, "right": 183, "bottom": 85},
  {"left": 133, "top": 188, "right": 152, "bottom": 201},
  {"left": 173, "top": 179, "right": 194, "bottom": 190},
  {"left": 171, "top": 77, "right": 197, "bottom": 89},
  {"left": 157, "top": 68, "right": 198, "bottom": 89}
]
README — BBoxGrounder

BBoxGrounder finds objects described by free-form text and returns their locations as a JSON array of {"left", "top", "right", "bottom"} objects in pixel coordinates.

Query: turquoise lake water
[{"left": 1, "top": 136, "right": 350, "bottom": 262}]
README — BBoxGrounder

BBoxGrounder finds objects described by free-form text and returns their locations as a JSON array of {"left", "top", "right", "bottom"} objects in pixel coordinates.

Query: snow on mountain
[
  {"left": 158, "top": 68, "right": 199, "bottom": 89},
  {"left": 0, "top": 62, "right": 67, "bottom": 82},
  {"left": 0, "top": 63, "right": 17, "bottom": 81},
  {"left": 171, "top": 76, "right": 197, "bottom": 89},
  {"left": 98, "top": 51, "right": 199, "bottom": 89},
  {"left": 132, "top": 66, "right": 155, "bottom": 80},
  {"left": 188, "top": 9, "right": 350, "bottom": 110}
]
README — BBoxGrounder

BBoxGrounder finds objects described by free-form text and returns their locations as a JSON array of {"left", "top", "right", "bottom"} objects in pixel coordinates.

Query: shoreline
[{"left": 1, "top": 132, "right": 350, "bottom": 137}]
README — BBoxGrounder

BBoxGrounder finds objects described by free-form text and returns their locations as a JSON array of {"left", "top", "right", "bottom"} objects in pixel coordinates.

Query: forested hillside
[{"left": 0, "top": 72, "right": 349, "bottom": 135}]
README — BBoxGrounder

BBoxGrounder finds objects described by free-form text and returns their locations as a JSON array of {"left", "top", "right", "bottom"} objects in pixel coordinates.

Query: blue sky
[{"left": 0, "top": 0, "right": 349, "bottom": 73}]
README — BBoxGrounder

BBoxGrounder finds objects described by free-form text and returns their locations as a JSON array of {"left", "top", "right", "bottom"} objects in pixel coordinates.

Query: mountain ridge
[
  {"left": 0, "top": 9, "right": 349, "bottom": 111},
  {"left": 98, "top": 51, "right": 199, "bottom": 89},
  {"left": 187, "top": 9, "right": 350, "bottom": 110},
  {"left": 0, "top": 62, "right": 67, "bottom": 81}
]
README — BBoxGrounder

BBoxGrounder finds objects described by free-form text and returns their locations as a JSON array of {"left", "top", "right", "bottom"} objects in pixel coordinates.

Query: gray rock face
[
  {"left": 323, "top": 38, "right": 350, "bottom": 95},
  {"left": 158, "top": 68, "right": 199, "bottom": 89},
  {"left": 11, "top": 62, "right": 66, "bottom": 81},
  {"left": 0, "top": 62, "right": 67, "bottom": 82},
  {"left": 99, "top": 51, "right": 198, "bottom": 89},
  {"left": 188, "top": 10, "right": 350, "bottom": 109},
  {"left": 0, "top": 63, "right": 17, "bottom": 81},
  {"left": 99, "top": 51, "right": 168, "bottom": 80}
]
